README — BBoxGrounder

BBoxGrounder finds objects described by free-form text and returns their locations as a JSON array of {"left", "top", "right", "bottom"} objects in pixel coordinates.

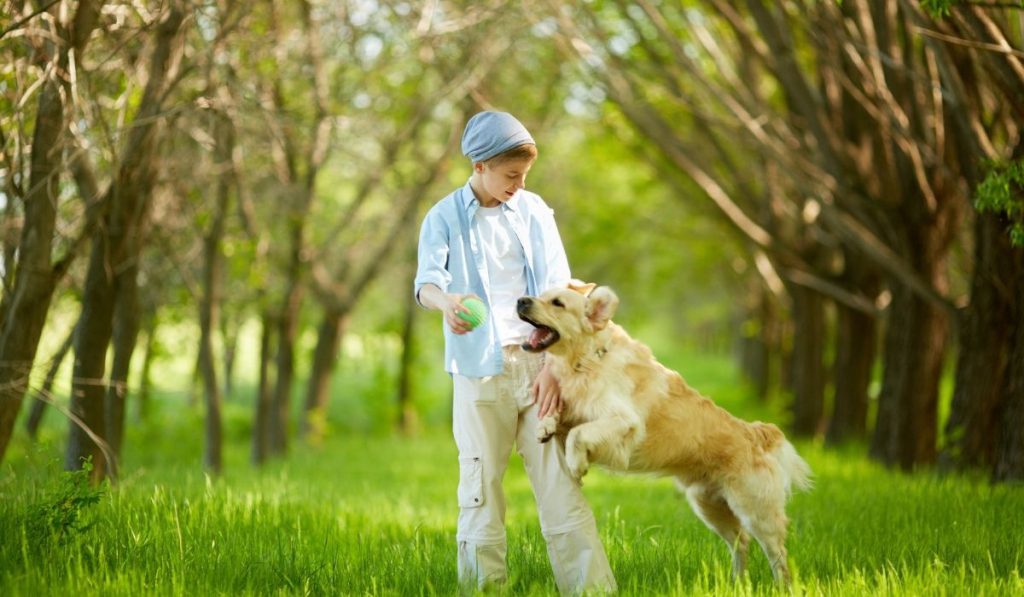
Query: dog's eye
[{"left": 552, "top": 299, "right": 565, "bottom": 308}]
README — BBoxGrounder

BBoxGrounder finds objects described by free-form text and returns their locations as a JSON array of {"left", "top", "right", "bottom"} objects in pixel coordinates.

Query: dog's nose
[{"left": 516, "top": 297, "right": 532, "bottom": 314}]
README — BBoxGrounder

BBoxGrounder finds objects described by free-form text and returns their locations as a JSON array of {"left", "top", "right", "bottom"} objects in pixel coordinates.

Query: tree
[
  {"left": 933, "top": 3, "right": 1024, "bottom": 482},
  {"left": 66, "top": 1, "right": 189, "bottom": 481},
  {"left": 0, "top": 0, "right": 103, "bottom": 465},
  {"left": 546, "top": 0, "right": 1023, "bottom": 473}
]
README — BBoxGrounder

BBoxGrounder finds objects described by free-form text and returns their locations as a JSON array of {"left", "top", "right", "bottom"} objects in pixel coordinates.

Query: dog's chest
[{"left": 559, "top": 373, "right": 635, "bottom": 425}]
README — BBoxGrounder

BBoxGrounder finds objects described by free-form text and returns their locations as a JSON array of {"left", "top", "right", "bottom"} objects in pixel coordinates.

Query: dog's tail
[
  {"left": 752, "top": 422, "right": 813, "bottom": 496},
  {"left": 772, "top": 437, "right": 813, "bottom": 497}
]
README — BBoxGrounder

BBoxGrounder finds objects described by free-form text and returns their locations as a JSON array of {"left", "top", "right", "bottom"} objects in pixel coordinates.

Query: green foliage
[
  {"left": 975, "top": 158, "right": 1024, "bottom": 247},
  {"left": 922, "top": 0, "right": 1024, "bottom": 18},
  {"left": 921, "top": 0, "right": 955, "bottom": 17},
  {"left": 26, "top": 458, "right": 105, "bottom": 544}
]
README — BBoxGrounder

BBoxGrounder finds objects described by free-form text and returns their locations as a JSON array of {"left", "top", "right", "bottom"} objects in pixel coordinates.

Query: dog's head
[{"left": 516, "top": 283, "right": 619, "bottom": 353}]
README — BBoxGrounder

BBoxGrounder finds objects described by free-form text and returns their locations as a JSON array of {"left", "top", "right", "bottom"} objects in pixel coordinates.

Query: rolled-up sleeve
[{"left": 414, "top": 208, "right": 452, "bottom": 307}]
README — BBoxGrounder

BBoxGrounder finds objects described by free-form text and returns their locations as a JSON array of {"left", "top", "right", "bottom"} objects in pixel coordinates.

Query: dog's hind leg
[
  {"left": 725, "top": 479, "right": 792, "bottom": 586},
  {"left": 685, "top": 485, "right": 750, "bottom": 580}
]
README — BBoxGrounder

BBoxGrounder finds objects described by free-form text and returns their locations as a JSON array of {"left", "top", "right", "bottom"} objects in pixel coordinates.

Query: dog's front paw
[
  {"left": 566, "top": 449, "right": 590, "bottom": 480},
  {"left": 565, "top": 430, "right": 590, "bottom": 479},
  {"left": 537, "top": 415, "right": 558, "bottom": 443}
]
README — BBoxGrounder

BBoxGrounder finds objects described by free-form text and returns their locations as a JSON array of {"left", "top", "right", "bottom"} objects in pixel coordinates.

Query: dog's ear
[
  {"left": 586, "top": 286, "right": 619, "bottom": 330},
  {"left": 568, "top": 279, "right": 597, "bottom": 297}
]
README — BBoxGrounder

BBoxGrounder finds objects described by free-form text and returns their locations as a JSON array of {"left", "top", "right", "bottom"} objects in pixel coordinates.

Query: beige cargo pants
[{"left": 452, "top": 346, "right": 617, "bottom": 595}]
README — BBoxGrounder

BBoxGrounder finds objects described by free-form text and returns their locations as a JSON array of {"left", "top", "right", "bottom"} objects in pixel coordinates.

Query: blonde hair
[{"left": 484, "top": 143, "right": 538, "bottom": 166}]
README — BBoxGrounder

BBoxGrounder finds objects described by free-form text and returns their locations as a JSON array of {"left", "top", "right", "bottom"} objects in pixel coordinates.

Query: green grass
[{"left": 2, "top": 348, "right": 1023, "bottom": 595}]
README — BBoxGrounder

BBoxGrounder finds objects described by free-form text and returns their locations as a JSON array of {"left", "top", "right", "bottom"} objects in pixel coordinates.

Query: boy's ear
[
  {"left": 586, "top": 286, "right": 619, "bottom": 331},
  {"left": 568, "top": 279, "right": 597, "bottom": 297}
]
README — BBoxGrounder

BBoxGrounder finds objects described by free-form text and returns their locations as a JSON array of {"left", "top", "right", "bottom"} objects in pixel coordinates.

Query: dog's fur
[{"left": 517, "top": 284, "right": 812, "bottom": 584}]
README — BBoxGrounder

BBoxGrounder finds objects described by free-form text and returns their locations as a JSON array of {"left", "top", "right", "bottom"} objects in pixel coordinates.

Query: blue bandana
[{"left": 461, "top": 111, "right": 535, "bottom": 163}]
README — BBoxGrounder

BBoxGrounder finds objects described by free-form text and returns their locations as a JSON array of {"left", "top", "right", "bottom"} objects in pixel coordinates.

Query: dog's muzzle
[{"left": 517, "top": 297, "right": 561, "bottom": 352}]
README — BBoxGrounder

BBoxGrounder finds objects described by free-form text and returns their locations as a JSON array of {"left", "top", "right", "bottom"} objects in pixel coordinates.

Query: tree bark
[
  {"left": 870, "top": 280, "right": 949, "bottom": 470},
  {"left": 137, "top": 314, "right": 158, "bottom": 422},
  {"left": 221, "top": 313, "right": 239, "bottom": 398},
  {"left": 739, "top": 282, "right": 779, "bottom": 401},
  {"left": 104, "top": 263, "right": 141, "bottom": 472},
  {"left": 301, "top": 310, "right": 347, "bottom": 441},
  {"left": 942, "top": 213, "right": 1018, "bottom": 470},
  {"left": 827, "top": 250, "right": 880, "bottom": 444},
  {"left": 67, "top": 238, "right": 117, "bottom": 480},
  {"left": 992, "top": 275, "right": 1024, "bottom": 482},
  {"left": 198, "top": 114, "right": 232, "bottom": 475},
  {"left": 396, "top": 292, "right": 418, "bottom": 435},
  {"left": 788, "top": 284, "right": 827, "bottom": 436},
  {"left": 827, "top": 302, "right": 876, "bottom": 444},
  {"left": 269, "top": 282, "right": 303, "bottom": 456}
]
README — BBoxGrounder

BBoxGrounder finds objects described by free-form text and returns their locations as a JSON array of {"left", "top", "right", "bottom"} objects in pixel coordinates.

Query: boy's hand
[
  {"left": 417, "top": 285, "right": 479, "bottom": 335},
  {"left": 444, "top": 293, "right": 478, "bottom": 335},
  {"left": 531, "top": 363, "right": 563, "bottom": 418}
]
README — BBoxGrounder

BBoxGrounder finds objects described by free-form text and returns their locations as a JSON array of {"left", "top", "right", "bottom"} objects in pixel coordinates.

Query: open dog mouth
[{"left": 518, "top": 313, "right": 560, "bottom": 352}]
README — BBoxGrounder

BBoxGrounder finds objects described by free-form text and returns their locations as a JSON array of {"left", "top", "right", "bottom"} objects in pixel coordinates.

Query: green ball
[{"left": 458, "top": 297, "right": 488, "bottom": 329}]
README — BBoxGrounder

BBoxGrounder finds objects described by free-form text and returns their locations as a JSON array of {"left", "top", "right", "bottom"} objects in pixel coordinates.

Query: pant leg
[
  {"left": 452, "top": 372, "right": 518, "bottom": 591},
  {"left": 506, "top": 348, "right": 618, "bottom": 595}
]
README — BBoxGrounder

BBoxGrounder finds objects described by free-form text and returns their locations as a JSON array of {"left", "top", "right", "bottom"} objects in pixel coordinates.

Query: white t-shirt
[{"left": 473, "top": 206, "right": 536, "bottom": 345}]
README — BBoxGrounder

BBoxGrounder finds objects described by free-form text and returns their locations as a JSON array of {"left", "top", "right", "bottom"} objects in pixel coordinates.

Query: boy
[{"left": 414, "top": 111, "right": 616, "bottom": 594}]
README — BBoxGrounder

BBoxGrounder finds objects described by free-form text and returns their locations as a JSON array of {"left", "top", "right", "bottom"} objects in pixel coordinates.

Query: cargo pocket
[{"left": 457, "top": 456, "right": 484, "bottom": 508}]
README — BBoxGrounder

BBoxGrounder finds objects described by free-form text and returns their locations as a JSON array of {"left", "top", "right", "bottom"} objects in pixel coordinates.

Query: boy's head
[
  {"left": 463, "top": 111, "right": 538, "bottom": 206},
  {"left": 461, "top": 111, "right": 536, "bottom": 165}
]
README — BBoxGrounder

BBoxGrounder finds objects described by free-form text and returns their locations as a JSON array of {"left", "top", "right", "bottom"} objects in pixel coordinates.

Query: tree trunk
[
  {"left": 0, "top": 1, "right": 101, "bottom": 464},
  {"left": 827, "top": 302, "right": 876, "bottom": 444},
  {"left": 941, "top": 212, "right": 1018, "bottom": 470},
  {"left": 65, "top": 2, "right": 187, "bottom": 482},
  {"left": 198, "top": 116, "right": 231, "bottom": 474},
  {"left": 199, "top": 287, "right": 224, "bottom": 476},
  {"left": 827, "top": 251, "right": 880, "bottom": 444},
  {"left": 992, "top": 276, "right": 1024, "bottom": 482},
  {"left": 739, "top": 283, "right": 779, "bottom": 401},
  {"left": 66, "top": 238, "right": 117, "bottom": 480},
  {"left": 104, "top": 264, "right": 141, "bottom": 472},
  {"left": 26, "top": 324, "right": 77, "bottom": 439},
  {"left": 188, "top": 351, "right": 202, "bottom": 407},
  {"left": 396, "top": 293, "right": 418, "bottom": 434},
  {"left": 788, "top": 284, "right": 827, "bottom": 436},
  {"left": 301, "top": 309, "right": 347, "bottom": 441},
  {"left": 221, "top": 313, "right": 239, "bottom": 398},
  {"left": 870, "top": 284, "right": 949, "bottom": 470},
  {"left": 137, "top": 314, "right": 158, "bottom": 422},
  {"left": 251, "top": 311, "right": 276, "bottom": 466},
  {"left": 270, "top": 284, "right": 303, "bottom": 456}
]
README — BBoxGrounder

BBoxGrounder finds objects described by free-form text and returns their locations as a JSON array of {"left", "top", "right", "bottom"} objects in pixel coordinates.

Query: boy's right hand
[{"left": 444, "top": 293, "right": 478, "bottom": 335}]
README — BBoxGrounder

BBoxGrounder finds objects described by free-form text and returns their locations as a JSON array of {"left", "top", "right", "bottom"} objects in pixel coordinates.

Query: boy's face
[{"left": 472, "top": 157, "right": 534, "bottom": 207}]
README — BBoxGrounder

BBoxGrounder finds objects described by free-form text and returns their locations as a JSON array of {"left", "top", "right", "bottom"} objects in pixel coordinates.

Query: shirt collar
[{"left": 460, "top": 179, "right": 520, "bottom": 214}]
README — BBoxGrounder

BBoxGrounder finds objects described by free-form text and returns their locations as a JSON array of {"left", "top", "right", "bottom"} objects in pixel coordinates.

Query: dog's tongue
[{"left": 529, "top": 327, "right": 551, "bottom": 348}]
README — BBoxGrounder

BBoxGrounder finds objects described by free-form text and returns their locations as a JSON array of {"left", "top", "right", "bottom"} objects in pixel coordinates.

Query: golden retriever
[{"left": 516, "top": 284, "right": 812, "bottom": 584}]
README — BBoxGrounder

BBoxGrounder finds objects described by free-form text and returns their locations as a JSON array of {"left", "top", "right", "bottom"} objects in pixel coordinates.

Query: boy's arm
[{"left": 414, "top": 209, "right": 475, "bottom": 335}]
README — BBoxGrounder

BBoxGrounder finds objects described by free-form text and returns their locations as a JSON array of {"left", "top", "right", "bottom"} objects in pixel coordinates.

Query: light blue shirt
[{"left": 414, "top": 181, "right": 571, "bottom": 377}]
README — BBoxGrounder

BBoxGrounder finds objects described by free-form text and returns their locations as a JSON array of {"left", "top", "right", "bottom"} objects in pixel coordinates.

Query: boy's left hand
[{"left": 531, "top": 363, "right": 563, "bottom": 418}]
